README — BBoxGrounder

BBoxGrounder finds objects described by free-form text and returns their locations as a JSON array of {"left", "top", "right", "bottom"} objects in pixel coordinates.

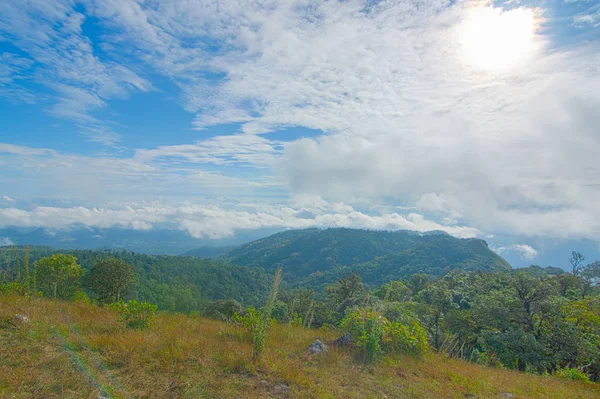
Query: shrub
[
  {"left": 342, "top": 310, "right": 386, "bottom": 362},
  {"left": 555, "top": 368, "right": 590, "bottom": 382},
  {"left": 109, "top": 300, "right": 157, "bottom": 329},
  {"left": 0, "top": 282, "right": 28, "bottom": 296},
  {"left": 72, "top": 290, "right": 91, "bottom": 303},
  {"left": 342, "top": 309, "right": 428, "bottom": 362},
  {"left": 233, "top": 307, "right": 262, "bottom": 332},
  {"left": 204, "top": 299, "right": 244, "bottom": 322},
  {"left": 382, "top": 319, "right": 428, "bottom": 356}
]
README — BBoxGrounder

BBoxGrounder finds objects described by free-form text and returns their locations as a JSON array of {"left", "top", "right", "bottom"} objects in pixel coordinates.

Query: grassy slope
[{"left": 1, "top": 296, "right": 598, "bottom": 399}]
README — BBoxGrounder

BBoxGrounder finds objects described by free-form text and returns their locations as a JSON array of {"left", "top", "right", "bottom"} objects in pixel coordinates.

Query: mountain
[
  {"left": 0, "top": 226, "right": 284, "bottom": 255},
  {"left": 222, "top": 228, "right": 512, "bottom": 288},
  {"left": 181, "top": 246, "right": 235, "bottom": 258}
]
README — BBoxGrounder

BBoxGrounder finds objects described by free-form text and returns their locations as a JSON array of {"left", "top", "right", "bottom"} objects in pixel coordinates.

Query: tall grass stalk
[
  {"left": 253, "top": 267, "right": 282, "bottom": 360},
  {"left": 23, "top": 244, "right": 30, "bottom": 293}
]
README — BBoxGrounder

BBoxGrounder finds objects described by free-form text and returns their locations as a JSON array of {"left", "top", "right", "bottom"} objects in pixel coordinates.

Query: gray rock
[
  {"left": 258, "top": 380, "right": 270, "bottom": 389},
  {"left": 272, "top": 384, "right": 290, "bottom": 396},
  {"left": 307, "top": 339, "right": 329, "bottom": 354},
  {"left": 500, "top": 394, "right": 515, "bottom": 399},
  {"left": 14, "top": 314, "right": 30, "bottom": 324},
  {"left": 332, "top": 333, "right": 353, "bottom": 347}
]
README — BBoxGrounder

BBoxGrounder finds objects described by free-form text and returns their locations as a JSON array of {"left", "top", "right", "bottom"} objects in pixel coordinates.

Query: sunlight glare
[{"left": 459, "top": 7, "right": 537, "bottom": 72}]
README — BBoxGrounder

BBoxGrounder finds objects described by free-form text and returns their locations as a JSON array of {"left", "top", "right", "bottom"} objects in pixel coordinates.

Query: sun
[{"left": 459, "top": 6, "right": 537, "bottom": 72}]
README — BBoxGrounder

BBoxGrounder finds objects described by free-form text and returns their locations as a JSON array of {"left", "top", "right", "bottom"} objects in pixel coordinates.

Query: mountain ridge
[{"left": 220, "top": 228, "right": 512, "bottom": 288}]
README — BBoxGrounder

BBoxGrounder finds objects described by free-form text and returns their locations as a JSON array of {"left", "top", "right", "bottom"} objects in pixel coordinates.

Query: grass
[{"left": 1, "top": 295, "right": 599, "bottom": 399}]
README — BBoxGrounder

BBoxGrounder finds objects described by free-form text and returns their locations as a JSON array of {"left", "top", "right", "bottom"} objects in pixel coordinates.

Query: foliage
[
  {"left": 0, "top": 246, "right": 272, "bottom": 312},
  {"left": 85, "top": 258, "right": 135, "bottom": 303},
  {"left": 109, "top": 300, "right": 158, "bottom": 329},
  {"left": 223, "top": 228, "right": 511, "bottom": 289},
  {"left": 0, "top": 281, "right": 28, "bottom": 296},
  {"left": 72, "top": 290, "right": 91, "bottom": 303},
  {"left": 35, "top": 254, "right": 84, "bottom": 299},
  {"left": 204, "top": 299, "right": 245, "bottom": 322},
  {"left": 382, "top": 318, "right": 428, "bottom": 356},
  {"left": 342, "top": 309, "right": 428, "bottom": 362},
  {"left": 3, "top": 295, "right": 599, "bottom": 399},
  {"left": 342, "top": 309, "right": 385, "bottom": 362},
  {"left": 555, "top": 368, "right": 590, "bottom": 382},
  {"left": 232, "top": 307, "right": 262, "bottom": 332}
]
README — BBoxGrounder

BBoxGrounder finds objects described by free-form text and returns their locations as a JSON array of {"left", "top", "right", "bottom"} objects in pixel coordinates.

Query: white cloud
[
  {"left": 2, "top": 196, "right": 15, "bottom": 202},
  {"left": 77, "top": 0, "right": 600, "bottom": 240},
  {"left": 493, "top": 244, "right": 538, "bottom": 260},
  {"left": 0, "top": 142, "right": 281, "bottom": 202},
  {"left": 0, "top": 0, "right": 152, "bottom": 144},
  {"left": 1, "top": 0, "right": 600, "bottom": 244},
  {"left": 135, "top": 134, "right": 283, "bottom": 168},
  {"left": 0, "top": 237, "right": 14, "bottom": 246},
  {"left": 0, "top": 202, "right": 479, "bottom": 240}
]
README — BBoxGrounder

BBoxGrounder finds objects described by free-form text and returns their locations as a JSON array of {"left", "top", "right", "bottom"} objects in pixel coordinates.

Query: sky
[{"left": 1, "top": 0, "right": 600, "bottom": 266}]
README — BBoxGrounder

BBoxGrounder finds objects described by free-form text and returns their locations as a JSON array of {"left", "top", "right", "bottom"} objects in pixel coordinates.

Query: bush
[
  {"left": 342, "top": 309, "right": 428, "bottom": 362},
  {"left": 110, "top": 300, "right": 157, "bottom": 329},
  {"left": 555, "top": 368, "right": 590, "bottom": 382},
  {"left": 342, "top": 310, "right": 386, "bottom": 362},
  {"left": 204, "top": 299, "right": 244, "bottom": 322},
  {"left": 232, "top": 307, "right": 262, "bottom": 332},
  {"left": 72, "top": 290, "right": 91, "bottom": 303},
  {"left": 0, "top": 282, "right": 28, "bottom": 296},
  {"left": 383, "top": 319, "right": 428, "bottom": 356}
]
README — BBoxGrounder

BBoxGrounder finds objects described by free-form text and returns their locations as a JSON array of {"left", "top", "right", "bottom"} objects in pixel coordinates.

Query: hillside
[
  {"left": 222, "top": 228, "right": 512, "bottom": 287},
  {"left": 181, "top": 246, "right": 235, "bottom": 258},
  {"left": 0, "top": 247, "right": 272, "bottom": 311},
  {"left": 2, "top": 296, "right": 598, "bottom": 399}
]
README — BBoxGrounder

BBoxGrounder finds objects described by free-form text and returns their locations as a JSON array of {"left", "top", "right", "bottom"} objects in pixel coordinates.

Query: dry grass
[{"left": 1, "top": 295, "right": 598, "bottom": 399}]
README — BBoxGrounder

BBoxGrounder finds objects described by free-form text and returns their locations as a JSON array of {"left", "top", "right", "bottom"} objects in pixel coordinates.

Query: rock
[
  {"left": 500, "top": 394, "right": 514, "bottom": 398},
  {"left": 15, "top": 314, "right": 30, "bottom": 324},
  {"left": 272, "top": 384, "right": 290, "bottom": 397},
  {"left": 258, "top": 380, "right": 270, "bottom": 389},
  {"left": 332, "top": 333, "right": 353, "bottom": 347},
  {"left": 307, "top": 339, "right": 329, "bottom": 354}
]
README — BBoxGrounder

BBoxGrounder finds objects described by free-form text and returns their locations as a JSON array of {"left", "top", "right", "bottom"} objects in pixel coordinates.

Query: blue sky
[{"left": 1, "top": 0, "right": 600, "bottom": 266}]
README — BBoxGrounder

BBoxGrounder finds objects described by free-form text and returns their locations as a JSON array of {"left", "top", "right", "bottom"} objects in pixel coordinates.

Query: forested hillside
[
  {"left": 223, "top": 228, "right": 511, "bottom": 288},
  {"left": 0, "top": 246, "right": 271, "bottom": 312}
]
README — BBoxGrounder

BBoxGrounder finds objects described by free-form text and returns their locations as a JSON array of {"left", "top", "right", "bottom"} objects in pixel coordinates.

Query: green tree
[
  {"left": 375, "top": 280, "right": 412, "bottom": 302},
  {"left": 36, "top": 254, "right": 84, "bottom": 299},
  {"left": 408, "top": 273, "right": 430, "bottom": 296},
  {"left": 85, "top": 258, "right": 135, "bottom": 303},
  {"left": 416, "top": 280, "right": 458, "bottom": 350},
  {"left": 325, "top": 272, "right": 367, "bottom": 323},
  {"left": 569, "top": 251, "right": 585, "bottom": 276}
]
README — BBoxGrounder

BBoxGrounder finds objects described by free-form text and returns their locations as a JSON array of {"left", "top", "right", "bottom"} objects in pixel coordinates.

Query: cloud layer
[
  {"left": 1, "top": 0, "right": 600, "bottom": 247},
  {"left": 0, "top": 202, "right": 480, "bottom": 240}
]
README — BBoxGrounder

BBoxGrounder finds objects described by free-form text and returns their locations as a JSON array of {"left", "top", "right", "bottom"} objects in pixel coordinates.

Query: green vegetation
[
  {"left": 2, "top": 295, "right": 599, "bottom": 399},
  {"left": 109, "top": 300, "right": 158, "bottom": 329},
  {"left": 222, "top": 228, "right": 511, "bottom": 289},
  {"left": 1, "top": 229, "right": 600, "bottom": 388},
  {"left": 85, "top": 258, "right": 135, "bottom": 303},
  {"left": 252, "top": 267, "right": 283, "bottom": 359},
  {"left": 35, "top": 254, "right": 84, "bottom": 299},
  {"left": 0, "top": 246, "right": 272, "bottom": 311}
]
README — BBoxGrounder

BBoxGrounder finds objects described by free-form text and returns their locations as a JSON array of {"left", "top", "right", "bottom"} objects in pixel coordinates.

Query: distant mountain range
[
  {"left": 220, "top": 228, "right": 512, "bottom": 288},
  {"left": 0, "top": 226, "right": 283, "bottom": 255},
  {"left": 1, "top": 227, "right": 513, "bottom": 307}
]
